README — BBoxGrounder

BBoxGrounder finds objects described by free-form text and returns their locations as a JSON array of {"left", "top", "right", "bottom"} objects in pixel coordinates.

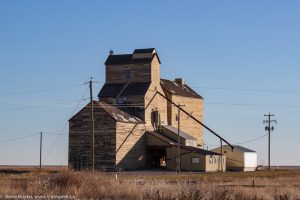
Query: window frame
[{"left": 191, "top": 157, "right": 200, "bottom": 164}]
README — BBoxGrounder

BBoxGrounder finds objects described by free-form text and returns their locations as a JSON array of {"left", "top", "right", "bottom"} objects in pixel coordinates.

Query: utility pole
[
  {"left": 263, "top": 113, "right": 277, "bottom": 171},
  {"left": 220, "top": 139, "right": 223, "bottom": 172},
  {"left": 90, "top": 78, "right": 95, "bottom": 172},
  {"left": 176, "top": 104, "right": 185, "bottom": 174},
  {"left": 40, "top": 132, "right": 42, "bottom": 170},
  {"left": 85, "top": 77, "right": 97, "bottom": 171}
]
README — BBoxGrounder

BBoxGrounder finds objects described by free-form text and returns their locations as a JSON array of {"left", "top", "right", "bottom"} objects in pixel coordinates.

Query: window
[
  {"left": 209, "top": 157, "right": 213, "bottom": 164},
  {"left": 124, "top": 69, "right": 134, "bottom": 79},
  {"left": 191, "top": 157, "right": 200, "bottom": 164}
]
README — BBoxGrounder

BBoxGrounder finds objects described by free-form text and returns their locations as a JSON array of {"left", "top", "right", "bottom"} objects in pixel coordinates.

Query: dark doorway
[{"left": 147, "top": 148, "right": 167, "bottom": 169}]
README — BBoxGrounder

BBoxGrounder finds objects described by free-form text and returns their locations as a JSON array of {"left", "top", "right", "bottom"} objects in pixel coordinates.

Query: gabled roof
[
  {"left": 160, "top": 79, "right": 203, "bottom": 99},
  {"left": 232, "top": 145, "right": 256, "bottom": 153},
  {"left": 95, "top": 101, "right": 143, "bottom": 123},
  {"left": 98, "top": 82, "right": 151, "bottom": 98},
  {"left": 69, "top": 101, "right": 143, "bottom": 124},
  {"left": 105, "top": 48, "right": 161, "bottom": 65},
  {"left": 213, "top": 145, "right": 256, "bottom": 153}
]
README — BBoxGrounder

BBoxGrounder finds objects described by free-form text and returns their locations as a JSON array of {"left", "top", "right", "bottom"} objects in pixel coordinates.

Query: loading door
[{"left": 147, "top": 148, "right": 167, "bottom": 169}]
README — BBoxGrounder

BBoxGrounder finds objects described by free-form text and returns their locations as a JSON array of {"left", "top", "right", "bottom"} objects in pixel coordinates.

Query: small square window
[{"left": 191, "top": 157, "right": 200, "bottom": 164}]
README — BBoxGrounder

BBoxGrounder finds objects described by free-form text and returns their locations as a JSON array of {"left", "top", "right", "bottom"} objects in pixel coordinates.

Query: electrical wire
[
  {"left": 235, "top": 133, "right": 268, "bottom": 145},
  {"left": 0, "top": 133, "right": 39, "bottom": 144},
  {"left": 204, "top": 133, "right": 268, "bottom": 147},
  {"left": 42, "top": 85, "right": 89, "bottom": 162},
  {"left": 3, "top": 102, "right": 300, "bottom": 111},
  {"left": 0, "top": 83, "right": 84, "bottom": 96},
  {"left": 206, "top": 102, "right": 300, "bottom": 108},
  {"left": 193, "top": 86, "right": 300, "bottom": 93},
  {"left": 43, "top": 132, "right": 68, "bottom": 136}
]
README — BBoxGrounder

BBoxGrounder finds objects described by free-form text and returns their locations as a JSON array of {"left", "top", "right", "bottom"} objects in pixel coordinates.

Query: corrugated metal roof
[
  {"left": 146, "top": 131, "right": 176, "bottom": 145},
  {"left": 217, "top": 145, "right": 256, "bottom": 153},
  {"left": 160, "top": 79, "right": 203, "bottom": 99},
  {"left": 70, "top": 101, "right": 144, "bottom": 124},
  {"left": 147, "top": 131, "right": 220, "bottom": 155},
  {"left": 181, "top": 146, "right": 221, "bottom": 156},
  {"left": 95, "top": 101, "right": 143, "bottom": 124},
  {"left": 233, "top": 145, "right": 256, "bottom": 152},
  {"left": 161, "top": 125, "right": 196, "bottom": 140}
]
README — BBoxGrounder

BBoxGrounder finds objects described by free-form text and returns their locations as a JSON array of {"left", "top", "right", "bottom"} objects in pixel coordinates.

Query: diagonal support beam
[
  {"left": 156, "top": 91, "right": 234, "bottom": 150},
  {"left": 116, "top": 123, "right": 138, "bottom": 153}
]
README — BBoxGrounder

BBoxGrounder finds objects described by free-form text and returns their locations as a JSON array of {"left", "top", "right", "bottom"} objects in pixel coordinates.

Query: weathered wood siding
[
  {"left": 116, "top": 123, "right": 146, "bottom": 170},
  {"left": 69, "top": 104, "right": 116, "bottom": 171},
  {"left": 181, "top": 152, "right": 206, "bottom": 171},
  {"left": 106, "top": 64, "right": 151, "bottom": 83},
  {"left": 106, "top": 55, "right": 160, "bottom": 84},
  {"left": 168, "top": 95, "right": 204, "bottom": 146}
]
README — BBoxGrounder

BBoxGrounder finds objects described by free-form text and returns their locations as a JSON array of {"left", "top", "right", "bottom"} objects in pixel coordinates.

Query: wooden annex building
[{"left": 69, "top": 48, "right": 225, "bottom": 172}]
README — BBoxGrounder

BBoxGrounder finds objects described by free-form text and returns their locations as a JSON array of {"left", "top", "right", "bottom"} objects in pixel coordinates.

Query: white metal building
[{"left": 211, "top": 145, "right": 257, "bottom": 171}]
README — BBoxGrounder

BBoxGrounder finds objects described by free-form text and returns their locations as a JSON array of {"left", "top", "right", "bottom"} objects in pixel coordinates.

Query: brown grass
[{"left": 0, "top": 168, "right": 299, "bottom": 200}]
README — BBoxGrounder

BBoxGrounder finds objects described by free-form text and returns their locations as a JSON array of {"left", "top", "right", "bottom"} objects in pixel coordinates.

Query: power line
[
  {"left": 0, "top": 133, "right": 39, "bottom": 144},
  {"left": 206, "top": 102, "right": 300, "bottom": 108},
  {"left": 235, "top": 133, "right": 268, "bottom": 145},
  {"left": 43, "top": 132, "right": 68, "bottom": 136},
  {"left": 0, "top": 105, "right": 46, "bottom": 112},
  {"left": 0, "top": 83, "right": 84, "bottom": 96},
  {"left": 205, "top": 133, "right": 268, "bottom": 147},
  {"left": 42, "top": 85, "right": 89, "bottom": 162},
  {"left": 193, "top": 86, "right": 300, "bottom": 93}
]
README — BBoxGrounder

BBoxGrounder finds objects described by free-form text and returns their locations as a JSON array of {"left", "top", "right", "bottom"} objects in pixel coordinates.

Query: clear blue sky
[{"left": 0, "top": 1, "right": 299, "bottom": 166}]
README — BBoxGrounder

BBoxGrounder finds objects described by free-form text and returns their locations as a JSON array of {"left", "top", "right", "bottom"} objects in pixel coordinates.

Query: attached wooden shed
[
  {"left": 69, "top": 101, "right": 146, "bottom": 171},
  {"left": 146, "top": 131, "right": 225, "bottom": 172}
]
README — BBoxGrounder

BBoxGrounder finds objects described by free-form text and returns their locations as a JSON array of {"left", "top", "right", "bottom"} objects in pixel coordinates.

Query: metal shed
[{"left": 211, "top": 145, "right": 257, "bottom": 171}]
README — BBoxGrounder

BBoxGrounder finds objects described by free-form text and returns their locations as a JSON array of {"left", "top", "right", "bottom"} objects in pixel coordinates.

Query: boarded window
[{"left": 191, "top": 157, "right": 200, "bottom": 164}]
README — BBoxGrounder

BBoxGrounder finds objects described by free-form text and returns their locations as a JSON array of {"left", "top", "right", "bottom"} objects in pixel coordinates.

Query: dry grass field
[{"left": 0, "top": 167, "right": 299, "bottom": 200}]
